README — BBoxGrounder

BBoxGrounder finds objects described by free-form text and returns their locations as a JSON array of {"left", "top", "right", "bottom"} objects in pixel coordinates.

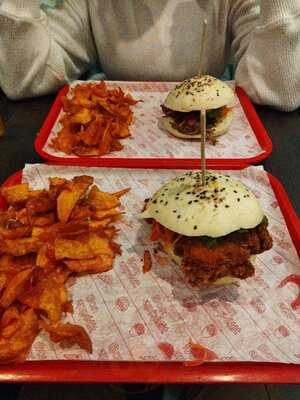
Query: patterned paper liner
[
  {"left": 21, "top": 164, "right": 300, "bottom": 363},
  {"left": 42, "top": 81, "right": 264, "bottom": 160}
]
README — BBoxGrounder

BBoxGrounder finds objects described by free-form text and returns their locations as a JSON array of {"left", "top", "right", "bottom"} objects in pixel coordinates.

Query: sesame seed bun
[
  {"left": 163, "top": 108, "right": 234, "bottom": 139},
  {"left": 163, "top": 75, "right": 235, "bottom": 112},
  {"left": 140, "top": 171, "right": 264, "bottom": 238}
]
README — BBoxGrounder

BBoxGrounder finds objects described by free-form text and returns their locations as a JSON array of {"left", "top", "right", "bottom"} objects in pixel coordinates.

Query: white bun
[
  {"left": 162, "top": 109, "right": 234, "bottom": 139},
  {"left": 163, "top": 75, "right": 235, "bottom": 112},
  {"left": 140, "top": 171, "right": 264, "bottom": 238},
  {"left": 161, "top": 240, "right": 256, "bottom": 286}
]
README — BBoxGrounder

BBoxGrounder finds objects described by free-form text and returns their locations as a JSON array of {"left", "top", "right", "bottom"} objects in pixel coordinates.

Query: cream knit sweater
[{"left": 0, "top": 0, "right": 299, "bottom": 110}]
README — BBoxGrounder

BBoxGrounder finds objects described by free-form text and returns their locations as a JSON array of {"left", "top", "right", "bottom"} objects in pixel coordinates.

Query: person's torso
[{"left": 89, "top": 0, "right": 233, "bottom": 81}]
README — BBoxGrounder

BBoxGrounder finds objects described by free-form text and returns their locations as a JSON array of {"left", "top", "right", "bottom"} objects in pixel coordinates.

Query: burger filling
[
  {"left": 161, "top": 105, "right": 231, "bottom": 138},
  {"left": 149, "top": 216, "right": 272, "bottom": 287}
]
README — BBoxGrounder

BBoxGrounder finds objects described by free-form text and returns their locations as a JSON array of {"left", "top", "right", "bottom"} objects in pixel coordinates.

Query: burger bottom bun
[
  {"left": 162, "top": 109, "right": 234, "bottom": 140},
  {"left": 160, "top": 240, "right": 256, "bottom": 286}
]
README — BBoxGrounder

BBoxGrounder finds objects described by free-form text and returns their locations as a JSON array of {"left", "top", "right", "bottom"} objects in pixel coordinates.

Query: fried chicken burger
[
  {"left": 140, "top": 171, "right": 272, "bottom": 287},
  {"left": 161, "top": 75, "right": 235, "bottom": 141}
]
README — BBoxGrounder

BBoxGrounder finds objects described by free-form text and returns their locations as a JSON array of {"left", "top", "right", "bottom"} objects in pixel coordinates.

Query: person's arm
[
  {"left": 230, "top": 0, "right": 300, "bottom": 111},
  {"left": 0, "top": 0, "right": 97, "bottom": 99}
]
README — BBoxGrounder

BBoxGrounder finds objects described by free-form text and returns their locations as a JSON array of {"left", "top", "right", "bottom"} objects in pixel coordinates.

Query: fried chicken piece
[{"left": 175, "top": 222, "right": 272, "bottom": 286}]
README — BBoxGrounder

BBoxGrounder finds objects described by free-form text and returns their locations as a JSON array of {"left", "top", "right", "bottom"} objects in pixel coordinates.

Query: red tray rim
[
  {"left": 0, "top": 166, "right": 299, "bottom": 383},
  {"left": 34, "top": 82, "right": 273, "bottom": 168}
]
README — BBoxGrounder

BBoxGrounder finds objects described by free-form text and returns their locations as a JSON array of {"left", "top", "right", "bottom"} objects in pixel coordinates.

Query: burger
[
  {"left": 140, "top": 171, "right": 272, "bottom": 287},
  {"left": 161, "top": 75, "right": 235, "bottom": 141}
]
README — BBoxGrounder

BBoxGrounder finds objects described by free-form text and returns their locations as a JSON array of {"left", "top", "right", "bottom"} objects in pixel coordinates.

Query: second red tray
[{"left": 35, "top": 81, "right": 272, "bottom": 168}]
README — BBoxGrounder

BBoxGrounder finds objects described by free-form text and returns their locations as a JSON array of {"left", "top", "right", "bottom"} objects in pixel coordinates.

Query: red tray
[
  {"left": 34, "top": 82, "right": 272, "bottom": 169},
  {"left": 0, "top": 166, "right": 299, "bottom": 383}
]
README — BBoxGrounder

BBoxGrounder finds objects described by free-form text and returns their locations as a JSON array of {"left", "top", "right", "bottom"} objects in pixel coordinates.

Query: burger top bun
[
  {"left": 163, "top": 108, "right": 234, "bottom": 139},
  {"left": 140, "top": 171, "right": 264, "bottom": 238},
  {"left": 163, "top": 75, "right": 235, "bottom": 112}
]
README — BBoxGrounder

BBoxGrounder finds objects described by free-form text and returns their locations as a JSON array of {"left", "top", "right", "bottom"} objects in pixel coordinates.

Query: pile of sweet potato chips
[
  {"left": 51, "top": 81, "right": 139, "bottom": 156},
  {"left": 0, "top": 175, "right": 129, "bottom": 363}
]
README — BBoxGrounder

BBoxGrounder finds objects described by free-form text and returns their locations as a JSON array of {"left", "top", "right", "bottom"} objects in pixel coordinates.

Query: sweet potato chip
[
  {"left": 31, "top": 224, "right": 61, "bottom": 242},
  {"left": 31, "top": 226, "right": 46, "bottom": 238},
  {"left": 57, "top": 176, "right": 93, "bottom": 223},
  {"left": 15, "top": 208, "right": 30, "bottom": 226},
  {"left": 77, "top": 118, "right": 103, "bottom": 146},
  {"left": 62, "top": 301, "right": 73, "bottom": 314},
  {"left": 48, "top": 267, "right": 71, "bottom": 285},
  {"left": 1, "top": 306, "right": 21, "bottom": 339},
  {"left": 4, "top": 237, "right": 40, "bottom": 256},
  {"left": 103, "top": 226, "right": 118, "bottom": 239},
  {"left": 1, "top": 321, "right": 20, "bottom": 339},
  {"left": 88, "top": 233, "right": 113, "bottom": 256},
  {"left": 51, "top": 81, "right": 138, "bottom": 157},
  {"left": 113, "top": 188, "right": 131, "bottom": 199},
  {"left": 87, "top": 186, "right": 119, "bottom": 211},
  {"left": 0, "top": 267, "right": 34, "bottom": 308},
  {"left": 49, "top": 177, "right": 68, "bottom": 188},
  {"left": 1, "top": 306, "right": 20, "bottom": 330},
  {"left": 57, "top": 190, "right": 84, "bottom": 224},
  {"left": 42, "top": 322, "right": 92, "bottom": 353},
  {"left": 54, "top": 236, "right": 93, "bottom": 260},
  {"left": 28, "top": 189, "right": 46, "bottom": 199},
  {"left": 39, "top": 282, "right": 67, "bottom": 322},
  {"left": 188, "top": 339, "right": 218, "bottom": 365},
  {"left": 58, "top": 221, "right": 89, "bottom": 238},
  {"left": 109, "top": 241, "right": 122, "bottom": 255},
  {"left": 69, "top": 108, "right": 92, "bottom": 125},
  {"left": 89, "top": 218, "right": 112, "bottom": 229},
  {"left": 26, "top": 192, "right": 56, "bottom": 216},
  {"left": 0, "top": 254, "right": 35, "bottom": 272},
  {"left": 54, "top": 232, "right": 112, "bottom": 260},
  {"left": 70, "top": 204, "right": 92, "bottom": 221},
  {"left": 71, "top": 175, "right": 94, "bottom": 187},
  {"left": 32, "top": 212, "right": 55, "bottom": 227},
  {"left": 64, "top": 255, "right": 113, "bottom": 273},
  {"left": 51, "top": 125, "right": 75, "bottom": 154},
  {"left": 48, "top": 177, "right": 68, "bottom": 200},
  {"left": 92, "top": 207, "right": 121, "bottom": 221},
  {"left": 0, "top": 309, "right": 39, "bottom": 363},
  {"left": 1, "top": 184, "right": 29, "bottom": 205},
  {"left": 74, "top": 146, "right": 100, "bottom": 156},
  {"left": 0, "top": 254, "right": 12, "bottom": 270},
  {"left": 0, "top": 174, "right": 129, "bottom": 362},
  {"left": 36, "top": 244, "right": 56, "bottom": 269},
  {"left": 0, "top": 273, "right": 7, "bottom": 291},
  {"left": 0, "top": 225, "right": 31, "bottom": 240},
  {"left": 20, "top": 277, "right": 68, "bottom": 323}
]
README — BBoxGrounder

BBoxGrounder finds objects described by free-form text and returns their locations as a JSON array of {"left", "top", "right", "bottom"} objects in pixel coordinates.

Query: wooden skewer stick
[
  {"left": 198, "top": 18, "right": 208, "bottom": 76},
  {"left": 200, "top": 109, "right": 206, "bottom": 187}
]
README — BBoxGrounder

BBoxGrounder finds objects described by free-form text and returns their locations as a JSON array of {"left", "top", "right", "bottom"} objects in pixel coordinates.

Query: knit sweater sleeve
[
  {"left": 0, "top": 0, "right": 96, "bottom": 99},
  {"left": 231, "top": 0, "right": 300, "bottom": 111}
]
